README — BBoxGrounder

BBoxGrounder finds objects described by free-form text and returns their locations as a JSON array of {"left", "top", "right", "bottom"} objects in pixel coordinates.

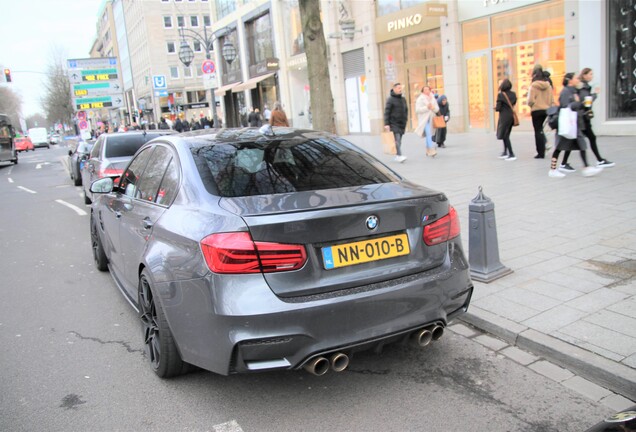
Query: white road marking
[
  {"left": 17, "top": 186, "right": 37, "bottom": 194},
  {"left": 55, "top": 199, "right": 87, "bottom": 216},
  {"left": 213, "top": 420, "right": 244, "bottom": 432},
  {"left": 8, "top": 178, "right": 13, "bottom": 183}
]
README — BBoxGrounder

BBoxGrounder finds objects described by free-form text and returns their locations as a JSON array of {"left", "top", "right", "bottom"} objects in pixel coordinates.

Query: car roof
[{"left": 168, "top": 127, "right": 331, "bottom": 148}]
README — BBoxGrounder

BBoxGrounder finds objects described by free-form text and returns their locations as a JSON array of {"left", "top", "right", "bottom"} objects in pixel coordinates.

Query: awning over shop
[
  {"left": 231, "top": 73, "right": 276, "bottom": 93},
  {"left": 214, "top": 82, "right": 242, "bottom": 97}
]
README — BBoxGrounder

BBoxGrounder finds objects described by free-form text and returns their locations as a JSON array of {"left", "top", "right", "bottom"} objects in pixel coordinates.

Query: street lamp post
[{"left": 178, "top": 26, "right": 236, "bottom": 128}]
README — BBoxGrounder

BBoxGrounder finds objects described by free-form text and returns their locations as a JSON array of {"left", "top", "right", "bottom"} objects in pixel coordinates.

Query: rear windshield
[
  {"left": 192, "top": 135, "right": 396, "bottom": 197},
  {"left": 105, "top": 134, "right": 164, "bottom": 158}
]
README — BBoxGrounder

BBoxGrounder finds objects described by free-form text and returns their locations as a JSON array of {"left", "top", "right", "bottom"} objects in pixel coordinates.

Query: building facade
[{"left": 89, "top": 0, "right": 635, "bottom": 135}]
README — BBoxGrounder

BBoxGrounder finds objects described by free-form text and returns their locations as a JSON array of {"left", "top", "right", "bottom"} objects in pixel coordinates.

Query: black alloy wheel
[
  {"left": 138, "top": 270, "right": 188, "bottom": 378},
  {"left": 90, "top": 216, "right": 108, "bottom": 271}
]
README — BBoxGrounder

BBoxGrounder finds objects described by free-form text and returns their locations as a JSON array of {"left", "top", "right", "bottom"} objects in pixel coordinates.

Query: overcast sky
[{"left": 0, "top": 0, "right": 104, "bottom": 117}]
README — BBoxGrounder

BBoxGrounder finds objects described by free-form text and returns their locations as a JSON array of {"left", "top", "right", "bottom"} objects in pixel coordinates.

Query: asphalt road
[{"left": 0, "top": 142, "right": 615, "bottom": 432}]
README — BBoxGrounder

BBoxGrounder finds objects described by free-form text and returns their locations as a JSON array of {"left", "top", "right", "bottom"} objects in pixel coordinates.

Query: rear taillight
[
  {"left": 200, "top": 232, "right": 307, "bottom": 274},
  {"left": 423, "top": 206, "right": 461, "bottom": 246},
  {"left": 98, "top": 167, "right": 124, "bottom": 178}
]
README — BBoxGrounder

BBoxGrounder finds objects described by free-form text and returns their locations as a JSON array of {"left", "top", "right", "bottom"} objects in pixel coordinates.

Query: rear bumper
[{"left": 158, "top": 244, "right": 472, "bottom": 375}]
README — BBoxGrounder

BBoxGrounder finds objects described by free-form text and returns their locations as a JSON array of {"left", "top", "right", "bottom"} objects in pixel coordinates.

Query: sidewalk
[{"left": 343, "top": 131, "right": 636, "bottom": 401}]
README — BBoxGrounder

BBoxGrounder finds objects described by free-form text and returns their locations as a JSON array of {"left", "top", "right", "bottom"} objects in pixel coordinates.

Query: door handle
[{"left": 142, "top": 218, "right": 154, "bottom": 230}]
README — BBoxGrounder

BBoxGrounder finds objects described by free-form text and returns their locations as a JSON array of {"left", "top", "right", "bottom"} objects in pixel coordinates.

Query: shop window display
[{"left": 608, "top": 0, "right": 636, "bottom": 118}]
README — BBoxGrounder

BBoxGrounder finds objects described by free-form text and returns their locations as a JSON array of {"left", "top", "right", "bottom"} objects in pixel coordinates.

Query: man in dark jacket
[{"left": 384, "top": 83, "right": 408, "bottom": 163}]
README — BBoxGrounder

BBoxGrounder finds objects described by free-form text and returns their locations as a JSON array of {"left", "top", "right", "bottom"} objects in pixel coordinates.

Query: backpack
[{"left": 546, "top": 106, "right": 560, "bottom": 130}]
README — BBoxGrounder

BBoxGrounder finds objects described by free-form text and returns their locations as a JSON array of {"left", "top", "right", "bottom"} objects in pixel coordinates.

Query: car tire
[
  {"left": 138, "top": 269, "right": 189, "bottom": 378},
  {"left": 90, "top": 216, "right": 108, "bottom": 271},
  {"left": 84, "top": 190, "right": 92, "bottom": 205},
  {"left": 73, "top": 172, "right": 82, "bottom": 187}
]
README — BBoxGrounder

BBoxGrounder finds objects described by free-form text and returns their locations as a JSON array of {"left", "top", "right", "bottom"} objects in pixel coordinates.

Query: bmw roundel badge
[{"left": 366, "top": 215, "right": 379, "bottom": 231}]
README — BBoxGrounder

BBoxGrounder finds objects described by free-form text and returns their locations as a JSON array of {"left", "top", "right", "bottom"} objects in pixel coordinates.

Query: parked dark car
[
  {"left": 89, "top": 127, "right": 473, "bottom": 378},
  {"left": 68, "top": 140, "right": 94, "bottom": 186},
  {"left": 585, "top": 406, "right": 636, "bottom": 431},
  {"left": 81, "top": 130, "right": 174, "bottom": 204}
]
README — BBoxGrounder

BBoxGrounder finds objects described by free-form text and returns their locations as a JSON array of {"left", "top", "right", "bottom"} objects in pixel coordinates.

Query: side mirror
[{"left": 90, "top": 177, "right": 114, "bottom": 194}]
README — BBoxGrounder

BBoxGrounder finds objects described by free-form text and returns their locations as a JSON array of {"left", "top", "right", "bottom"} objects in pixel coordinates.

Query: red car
[{"left": 15, "top": 137, "right": 34, "bottom": 152}]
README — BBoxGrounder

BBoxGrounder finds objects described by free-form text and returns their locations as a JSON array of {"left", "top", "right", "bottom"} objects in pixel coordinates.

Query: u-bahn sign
[{"left": 68, "top": 57, "right": 124, "bottom": 111}]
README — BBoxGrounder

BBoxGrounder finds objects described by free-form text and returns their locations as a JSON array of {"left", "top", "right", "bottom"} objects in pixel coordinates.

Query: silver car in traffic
[{"left": 89, "top": 128, "right": 473, "bottom": 378}]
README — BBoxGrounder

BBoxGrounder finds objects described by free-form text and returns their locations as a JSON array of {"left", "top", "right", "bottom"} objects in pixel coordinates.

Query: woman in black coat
[
  {"left": 548, "top": 73, "right": 601, "bottom": 178},
  {"left": 433, "top": 95, "right": 450, "bottom": 147},
  {"left": 495, "top": 79, "right": 517, "bottom": 161}
]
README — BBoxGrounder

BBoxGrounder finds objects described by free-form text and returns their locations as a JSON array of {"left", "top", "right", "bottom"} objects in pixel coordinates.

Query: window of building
[
  {"left": 163, "top": 16, "right": 172, "bottom": 28},
  {"left": 379, "top": 29, "right": 443, "bottom": 131},
  {"left": 246, "top": 13, "right": 274, "bottom": 66},
  {"left": 376, "top": 0, "right": 425, "bottom": 17},
  {"left": 608, "top": 0, "right": 636, "bottom": 118},
  {"left": 177, "top": 15, "right": 185, "bottom": 27},
  {"left": 285, "top": 1, "right": 304, "bottom": 56},
  {"left": 203, "top": 14, "right": 211, "bottom": 27},
  {"left": 190, "top": 15, "right": 199, "bottom": 27},
  {"left": 462, "top": 19, "right": 489, "bottom": 53},
  {"left": 170, "top": 66, "right": 179, "bottom": 79},
  {"left": 196, "top": 67, "right": 203, "bottom": 77},
  {"left": 216, "top": 0, "right": 236, "bottom": 20},
  {"left": 167, "top": 42, "right": 176, "bottom": 54},
  {"left": 193, "top": 41, "right": 202, "bottom": 52},
  {"left": 184, "top": 66, "right": 192, "bottom": 78},
  {"left": 462, "top": 0, "right": 565, "bottom": 129}
]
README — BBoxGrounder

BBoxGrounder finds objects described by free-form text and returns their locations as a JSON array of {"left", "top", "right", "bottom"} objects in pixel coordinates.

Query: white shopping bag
[{"left": 558, "top": 106, "right": 578, "bottom": 139}]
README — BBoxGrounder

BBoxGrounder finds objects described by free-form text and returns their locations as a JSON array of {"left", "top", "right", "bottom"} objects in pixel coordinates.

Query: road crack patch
[{"left": 69, "top": 331, "right": 143, "bottom": 354}]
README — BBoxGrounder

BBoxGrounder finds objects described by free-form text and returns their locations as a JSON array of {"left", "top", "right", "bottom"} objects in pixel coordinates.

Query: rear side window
[
  {"left": 192, "top": 136, "right": 395, "bottom": 197},
  {"left": 136, "top": 146, "right": 173, "bottom": 202},
  {"left": 104, "top": 133, "right": 167, "bottom": 158}
]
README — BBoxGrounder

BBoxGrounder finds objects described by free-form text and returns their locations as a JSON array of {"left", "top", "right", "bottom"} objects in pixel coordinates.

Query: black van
[{"left": 0, "top": 113, "right": 18, "bottom": 165}]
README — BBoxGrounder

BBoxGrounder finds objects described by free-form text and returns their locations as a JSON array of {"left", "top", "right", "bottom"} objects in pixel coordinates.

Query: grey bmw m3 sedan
[{"left": 89, "top": 127, "right": 473, "bottom": 378}]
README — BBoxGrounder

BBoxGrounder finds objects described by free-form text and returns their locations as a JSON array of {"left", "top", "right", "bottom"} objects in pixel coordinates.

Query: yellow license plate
[{"left": 322, "top": 233, "right": 410, "bottom": 270}]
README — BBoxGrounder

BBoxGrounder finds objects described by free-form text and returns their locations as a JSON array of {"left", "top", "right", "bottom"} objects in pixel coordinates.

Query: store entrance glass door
[{"left": 465, "top": 52, "right": 492, "bottom": 130}]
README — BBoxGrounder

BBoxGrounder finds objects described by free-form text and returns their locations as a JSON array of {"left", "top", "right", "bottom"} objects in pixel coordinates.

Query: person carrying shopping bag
[
  {"left": 548, "top": 73, "right": 602, "bottom": 178},
  {"left": 414, "top": 86, "right": 439, "bottom": 157},
  {"left": 433, "top": 95, "right": 450, "bottom": 148}
]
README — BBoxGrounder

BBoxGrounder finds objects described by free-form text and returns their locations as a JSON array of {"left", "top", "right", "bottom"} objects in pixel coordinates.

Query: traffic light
[{"left": 3, "top": 68, "right": 11, "bottom": 82}]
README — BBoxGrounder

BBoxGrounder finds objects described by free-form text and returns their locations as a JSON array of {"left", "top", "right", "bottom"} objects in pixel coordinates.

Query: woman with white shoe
[
  {"left": 548, "top": 73, "right": 602, "bottom": 178},
  {"left": 414, "top": 86, "right": 439, "bottom": 157}
]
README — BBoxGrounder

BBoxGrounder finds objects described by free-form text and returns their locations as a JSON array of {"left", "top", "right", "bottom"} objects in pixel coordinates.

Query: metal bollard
[{"left": 468, "top": 186, "right": 512, "bottom": 283}]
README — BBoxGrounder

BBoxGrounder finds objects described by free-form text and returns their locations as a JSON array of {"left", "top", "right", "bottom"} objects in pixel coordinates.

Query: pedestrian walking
[
  {"left": 158, "top": 117, "right": 170, "bottom": 130},
  {"left": 248, "top": 108, "right": 263, "bottom": 127},
  {"left": 548, "top": 73, "right": 602, "bottom": 178},
  {"left": 414, "top": 86, "right": 440, "bottom": 157},
  {"left": 495, "top": 79, "right": 517, "bottom": 161},
  {"left": 558, "top": 68, "right": 614, "bottom": 173},
  {"left": 174, "top": 118, "right": 184, "bottom": 132},
  {"left": 383, "top": 83, "right": 408, "bottom": 163},
  {"left": 527, "top": 65, "right": 554, "bottom": 158},
  {"left": 433, "top": 95, "right": 450, "bottom": 148},
  {"left": 270, "top": 103, "right": 290, "bottom": 127},
  {"left": 263, "top": 105, "right": 272, "bottom": 122}
]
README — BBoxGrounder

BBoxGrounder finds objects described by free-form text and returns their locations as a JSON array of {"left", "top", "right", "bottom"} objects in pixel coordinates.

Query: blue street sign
[
  {"left": 155, "top": 90, "right": 168, "bottom": 97},
  {"left": 153, "top": 75, "right": 167, "bottom": 89}
]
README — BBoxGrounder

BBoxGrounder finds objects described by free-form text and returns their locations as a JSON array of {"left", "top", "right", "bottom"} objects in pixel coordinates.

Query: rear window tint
[
  {"left": 192, "top": 136, "right": 396, "bottom": 197},
  {"left": 104, "top": 134, "right": 166, "bottom": 158}
]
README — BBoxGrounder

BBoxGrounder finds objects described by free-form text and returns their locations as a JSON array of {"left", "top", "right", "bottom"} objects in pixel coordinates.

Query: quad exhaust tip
[
  {"left": 330, "top": 352, "right": 350, "bottom": 372},
  {"left": 304, "top": 352, "right": 350, "bottom": 375},
  {"left": 305, "top": 325, "right": 443, "bottom": 375},
  {"left": 304, "top": 356, "right": 330, "bottom": 376},
  {"left": 411, "top": 324, "right": 444, "bottom": 347}
]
